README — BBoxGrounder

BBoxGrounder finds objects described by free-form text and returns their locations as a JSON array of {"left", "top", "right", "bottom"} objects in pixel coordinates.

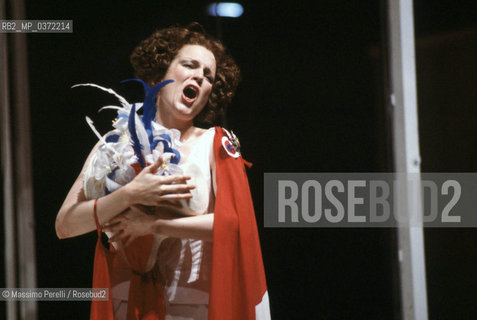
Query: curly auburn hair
[{"left": 130, "top": 23, "right": 241, "bottom": 125}]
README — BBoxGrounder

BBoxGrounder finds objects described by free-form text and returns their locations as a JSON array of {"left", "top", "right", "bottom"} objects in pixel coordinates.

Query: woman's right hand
[{"left": 123, "top": 156, "right": 195, "bottom": 207}]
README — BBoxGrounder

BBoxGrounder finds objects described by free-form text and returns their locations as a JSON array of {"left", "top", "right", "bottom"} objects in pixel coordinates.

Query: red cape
[
  {"left": 209, "top": 127, "right": 270, "bottom": 319},
  {"left": 90, "top": 127, "right": 270, "bottom": 320}
]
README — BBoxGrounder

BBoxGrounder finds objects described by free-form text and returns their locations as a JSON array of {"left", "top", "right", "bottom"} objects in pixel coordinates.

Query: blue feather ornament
[
  {"left": 121, "top": 78, "right": 174, "bottom": 145},
  {"left": 156, "top": 138, "right": 181, "bottom": 164},
  {"left": 128, "top": 103, "right": 146, "bottom": 168},
  {"left": 105, "top": 134, "right": 120, "bottom": 143},
  {"left": 159, "top": 133, "right": 172, "bottom": 144}
]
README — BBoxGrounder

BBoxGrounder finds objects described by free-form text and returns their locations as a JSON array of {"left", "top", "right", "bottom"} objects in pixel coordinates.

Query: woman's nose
[{"left": 192, "top": 71, "right": 204, "bottom": 86}]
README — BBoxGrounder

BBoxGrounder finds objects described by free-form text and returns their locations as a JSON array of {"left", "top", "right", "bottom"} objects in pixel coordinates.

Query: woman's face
[{"left": 156, "top": 44, "right": 216, "bottom": 123}]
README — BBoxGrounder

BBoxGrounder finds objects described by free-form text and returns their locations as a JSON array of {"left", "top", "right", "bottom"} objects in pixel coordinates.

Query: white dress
[
  {"left": 159, "top": 127, "right": 215, "bottom": 320},
  {"left": 112, "top": 128, "right": 216, "bottom": 320}
]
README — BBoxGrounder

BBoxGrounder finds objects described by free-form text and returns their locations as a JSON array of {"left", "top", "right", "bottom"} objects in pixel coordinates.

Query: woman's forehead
[{"left": 176, "top": 45, "right": 216, "bottom": 71}]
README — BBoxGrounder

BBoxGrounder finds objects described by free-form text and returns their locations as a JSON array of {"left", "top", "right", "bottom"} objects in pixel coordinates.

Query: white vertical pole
[
  {"left": 9, "top": 0, "right": 38, "bottom": 319},
  {"left": 1, "top": 1, "right": 38, "bottom": 319},
  {"left": 387, "top": 0, "right": 429, "bottom": 319},
  {"left": 0, "top": 1, "right": 18, "bottom": 319}
]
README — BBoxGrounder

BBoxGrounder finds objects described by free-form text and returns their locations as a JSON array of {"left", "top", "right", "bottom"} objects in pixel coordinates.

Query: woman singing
[{"left": 56, "top": 24, "right": 270, "bottom": 320}]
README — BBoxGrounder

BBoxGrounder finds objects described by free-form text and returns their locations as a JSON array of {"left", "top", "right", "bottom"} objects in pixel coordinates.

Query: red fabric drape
[
  {"left": 90, "top": 202, "right": 165, "bottom": 319},
  {"left": 208, "top": 127, "right": 269, "bottom": 320}
]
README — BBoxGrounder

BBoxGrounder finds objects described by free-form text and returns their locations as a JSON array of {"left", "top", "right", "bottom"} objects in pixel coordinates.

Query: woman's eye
[{"left": 182, "top": 61, "right": 193, "bottom": 68}]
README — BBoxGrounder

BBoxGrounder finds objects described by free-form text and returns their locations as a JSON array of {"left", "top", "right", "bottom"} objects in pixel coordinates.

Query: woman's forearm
[
  {"left": 56, "top": 146, "right": 195, "bottom": 239},
  {"left": 56, "top": 178, "right": 133, "bottom": 239}
]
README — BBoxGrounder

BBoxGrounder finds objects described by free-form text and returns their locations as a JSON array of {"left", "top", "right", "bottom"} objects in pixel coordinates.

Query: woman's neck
[{"left": 155, "top": 113, "right": 196, "bottom": 142}]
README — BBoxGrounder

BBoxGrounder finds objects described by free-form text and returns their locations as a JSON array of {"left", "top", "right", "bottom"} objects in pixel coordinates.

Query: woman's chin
[{"left": 173, "top": 103, "right": 201, "bottom": 120}]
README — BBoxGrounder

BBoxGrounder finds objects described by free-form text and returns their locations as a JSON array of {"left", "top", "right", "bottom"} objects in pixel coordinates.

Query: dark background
[{"left": 1, "top": 0, "right": 477, "bottom": 319}]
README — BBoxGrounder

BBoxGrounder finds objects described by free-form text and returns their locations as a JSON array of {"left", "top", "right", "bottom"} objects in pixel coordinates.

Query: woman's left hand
[{"left": 103, "top": 205, "right": 156, "bottom": 246}]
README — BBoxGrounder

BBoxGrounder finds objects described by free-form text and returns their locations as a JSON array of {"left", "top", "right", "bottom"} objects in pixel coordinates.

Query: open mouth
[{"left": 183, "top": 86, "right": 198, "bottom": 100}]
